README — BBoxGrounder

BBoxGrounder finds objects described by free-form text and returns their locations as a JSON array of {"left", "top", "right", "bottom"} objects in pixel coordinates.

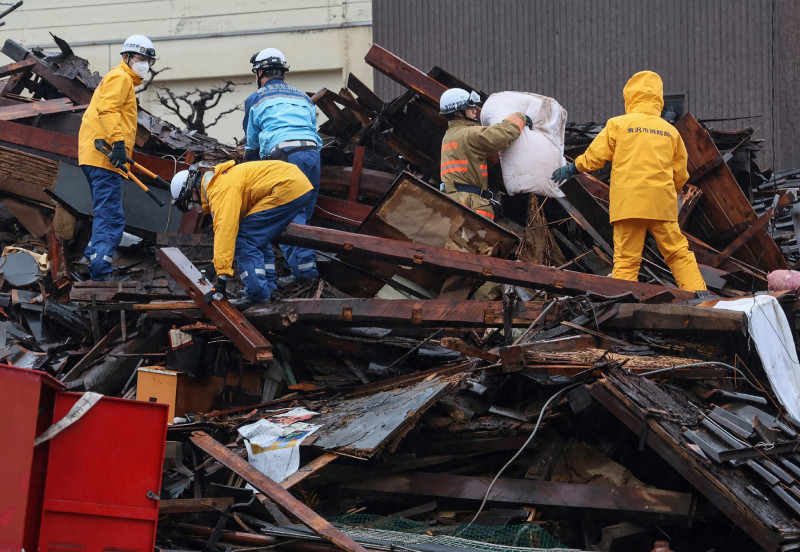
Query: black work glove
[
  {"left": 524, "top": 114, "right": 534, "bottom": 130},
  {"left": 551, "top": 163, "right": 578, "bottom": 183},
  {"left": 203, "top": 276, "right": 228, "bottom": 303},
  {"left": 109, "top": 141, "right": 127, "bottom": 168}
]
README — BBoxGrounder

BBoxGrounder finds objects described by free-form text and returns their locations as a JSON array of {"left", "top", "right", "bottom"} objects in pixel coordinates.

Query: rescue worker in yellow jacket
[
  {"left": 170, "top": 160, "right": 313, "bottom": 308},
  {"left": 78, "top": 35, "right": 156, "bottom": 281},
  {"left": 551, "top": 70, "right": 707, "bottom": 293},
  {"left": 439, "top": 88, "right": 532, "bottom": 219}
]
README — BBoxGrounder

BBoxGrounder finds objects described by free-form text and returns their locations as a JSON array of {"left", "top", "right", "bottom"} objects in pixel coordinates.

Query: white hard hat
[
  {"left": 250, "top": 47, "right": 289, "bottom": 74},
  {"left": 171, "top": 169, "right": 199, "bottom": 212},
  {"left": 439, "top": 88, "right": 481, "bottom": 115},
  {"left": 120, "top": 35, "right": 156, "bottom": 60},
  {"left": 170, "top": 170, "right": 189, "bottom": 200}
]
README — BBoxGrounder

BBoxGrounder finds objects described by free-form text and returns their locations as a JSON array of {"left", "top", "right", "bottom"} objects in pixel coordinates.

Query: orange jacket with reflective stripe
[{"left": 439, "top": 113, "right": 525, "bottom": 192}]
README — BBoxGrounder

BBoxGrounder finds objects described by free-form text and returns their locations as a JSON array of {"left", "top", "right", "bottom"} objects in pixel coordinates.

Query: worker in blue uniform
[{"left": 243, "top": 47, "right": 322, "bottom": 289}]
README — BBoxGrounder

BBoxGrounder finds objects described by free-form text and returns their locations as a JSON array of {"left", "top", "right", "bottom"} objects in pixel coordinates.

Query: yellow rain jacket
[
  {"left": 200, "top": 160, "right": 312, "bottom": 277},
  {"left": 574, "top": 71, "right": 689, "bottom": 223},
  {"left": 440, "top": 113, "right": 526, "bottom": 192},
  {"left": 78, "top": 61, "right": 142, "bottom": 174}
]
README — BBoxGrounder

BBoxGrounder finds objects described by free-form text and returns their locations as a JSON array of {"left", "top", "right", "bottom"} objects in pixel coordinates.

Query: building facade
[
  {"left": 373, "top": 0, "right": 800, "bottom": 169},
  {"left": 1, "top": 0, "right": 374, "bottom": 145}
]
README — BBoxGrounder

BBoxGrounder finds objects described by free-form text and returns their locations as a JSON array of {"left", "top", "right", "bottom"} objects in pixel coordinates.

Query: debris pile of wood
[{"left": 3, "top": 38, "right": 800, "bottom": 552}]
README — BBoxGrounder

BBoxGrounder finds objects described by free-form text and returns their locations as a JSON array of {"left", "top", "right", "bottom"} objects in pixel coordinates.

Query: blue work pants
[
  {"left": 236, "top": 190, "right": 314, "bottom": 301},
  {"left": 263, "top": 148, "right": 321, "bottom": 281},
  {"left": 82, "top": 165, "right": 125, "bottom": 280}
]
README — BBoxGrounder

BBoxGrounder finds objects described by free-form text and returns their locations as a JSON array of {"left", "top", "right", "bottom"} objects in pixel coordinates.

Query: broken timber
[
  {"left": 341, "top": 472, "right": 695, "bottom": 525},
  {"left": 189, "top": 431, "right": 369, "bottom": 552},
  {"left": 675, "top": 113, "right": 788, "bottom": 271},
  {"left": 246, "top": 298, "right": 553, "bottom": 329},
  {"left": 157, "top": 247, "right": 272, "bottom": 363},
  {"left": 277, "top": 223, "right": 696, "bottom": 302},
  {"left": 364, "top": 43, "right": 447, "bottom": 104}
]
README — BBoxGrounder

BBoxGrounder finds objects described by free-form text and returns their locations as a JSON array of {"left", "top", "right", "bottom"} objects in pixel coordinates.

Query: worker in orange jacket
[
  {"left": 439, "top": 88, "right": 532, "bottom": 220},
  {"left": 551, "top": 70, "right": 707, "bottom": 293},
  {"left": 170, "top": 160, "right": 313, "bottom": 308},
  {"left": 78, "top": 35, "right": 156, "bottom": 280}
]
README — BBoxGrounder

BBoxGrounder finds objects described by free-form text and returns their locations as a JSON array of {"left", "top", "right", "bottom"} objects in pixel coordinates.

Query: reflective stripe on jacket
[
  {"left": 439, "top": 112, "right": 525, "bottom": 192},
  {"left": 78, "top": 61, "right": 141, "bottom": 174},
  {"left": 200, "top": 160, "right": 313, "bottom": 277},
  {"left": 574, "top": 71, "right": 689, "bottom": 223}
]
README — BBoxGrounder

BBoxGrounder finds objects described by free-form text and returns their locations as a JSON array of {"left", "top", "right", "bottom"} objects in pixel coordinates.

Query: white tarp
[
  {"left": 237, "top": 407, "right": 320, "bottom": 483},
  {"left": 480, "top": 91, "right": 567, "bottom": 198},
  {"left": 713, "top": 295, "right": 800, "bottom": 424}
]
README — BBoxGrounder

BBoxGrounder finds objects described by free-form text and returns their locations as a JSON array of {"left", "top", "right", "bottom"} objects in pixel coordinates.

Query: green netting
[{"left": 330, "top": 513, "right": 565, "bottom": 550}]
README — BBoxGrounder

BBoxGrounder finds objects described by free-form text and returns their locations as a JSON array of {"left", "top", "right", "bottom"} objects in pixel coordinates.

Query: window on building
[{"left": 662, "top": 93, "right": 687, "bottom": 123}]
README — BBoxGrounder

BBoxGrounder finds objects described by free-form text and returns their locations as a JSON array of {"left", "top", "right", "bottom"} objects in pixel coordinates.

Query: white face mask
[{"left": 131, "top": 60, "right": 150, "bottom": 78}]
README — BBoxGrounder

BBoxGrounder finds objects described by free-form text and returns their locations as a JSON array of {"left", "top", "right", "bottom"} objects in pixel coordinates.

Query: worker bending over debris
[
  {"left": 243, "top": 48, "right": 322, "bottom": 289},
  {"left": 551, "top": 70, "right": 708, "bottom": 294},
  {"left": 78, "top": 35, "right": 156, "bottom": 281},
  {"left": 439, "top": 88, "right": 532, "bottom": 220},
  {"left": 170, "top": 160, "right": 314, "bottom": 309}
]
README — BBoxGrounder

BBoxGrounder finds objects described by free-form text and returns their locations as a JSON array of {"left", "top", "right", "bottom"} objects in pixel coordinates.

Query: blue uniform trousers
[
  {"left": 82, "top": 165, "right": 125, "bottom": 281},
  {"left": 236, "top": 190, "right": 314, "bottom": 301},
  {"left": 263, "top": 148, "right": 320, "bottom": 281}
]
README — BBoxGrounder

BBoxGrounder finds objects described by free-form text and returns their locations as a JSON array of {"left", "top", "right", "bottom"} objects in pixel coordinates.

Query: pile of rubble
[{"left": 3, "top": 37, "right": 800, "bottom": 552}]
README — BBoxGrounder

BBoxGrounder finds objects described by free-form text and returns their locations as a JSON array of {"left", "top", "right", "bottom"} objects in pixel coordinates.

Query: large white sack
[{"left": 480, "top": 91, "right": 567, "bottom": 197}]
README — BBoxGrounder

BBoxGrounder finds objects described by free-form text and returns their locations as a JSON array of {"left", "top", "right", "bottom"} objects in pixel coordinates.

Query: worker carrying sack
[{"left": 480, "top": 91, "right": 567, "bottom": 198}]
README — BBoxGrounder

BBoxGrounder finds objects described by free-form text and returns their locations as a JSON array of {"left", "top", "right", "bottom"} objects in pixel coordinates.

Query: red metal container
[
  {"left": 0, "top": 364, "right": 63, "bottom": 552},
  {"left": 37, "top": 392, "right": 168, "bottom": 552}
]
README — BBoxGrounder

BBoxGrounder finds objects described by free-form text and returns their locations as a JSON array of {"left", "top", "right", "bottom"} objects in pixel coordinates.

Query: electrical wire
[{"left": 467, "top": 381, "right": 584, "bottom": 525}]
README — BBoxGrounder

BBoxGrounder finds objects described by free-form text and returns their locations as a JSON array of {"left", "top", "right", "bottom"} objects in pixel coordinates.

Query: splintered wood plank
[
  {"left": 157, "top": 247, "right": 272, "bottom": 363},
  {"left": 189, "top": 431, "right": 368, "bottom": 552},
  {"left": 0, "top": 144, "right": 60, "bottom": 206},
  {"left": 277, "top": 223, "right": 696, "bottom": 302},
  {"left": 675, "top": 113, "right": 787, "bottom": 271},
  {"left": 347, "top": 72, "right": 384, "bottom": 111},
  {"left": 2, "top": 40, "right": 93, "bottom": 105},
  {"left": 0, "top": 97, "right": 87, "bottom": 121},
  {"left": 364, "top": 44, "right": 447, "bottom": 104}
]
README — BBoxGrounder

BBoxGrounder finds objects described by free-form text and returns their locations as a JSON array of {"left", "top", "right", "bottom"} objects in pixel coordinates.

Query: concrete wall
[
  {"left": 373, "top": 0, "right": 800, "bottom": 169},
  {"left": 0, "top": 0, "right": 374, "bottom": 145}
]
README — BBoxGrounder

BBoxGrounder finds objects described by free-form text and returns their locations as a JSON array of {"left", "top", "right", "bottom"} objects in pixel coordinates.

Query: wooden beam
[
  {"left": 61, "top": 324, "right": 121, "bottom": 382},
  {"left": 349, "top": 145, "right": 366, "bottom": 203},
  {"left": 46, "top": 226, "right": 70, "bottom": 290},
  {"left": 279, "top": 452, "right": 339, "bottom": 490},
  {"left": 0, "top": 97, "right": 87, "bottom": 121},
  {"left": 0, "top": 58, "right": 36, "bottom": 78},
  {"left": 676, "top": 113, "right": 787, "bottom": 271},
  {"left": 157, "top": 247, "right": 273, "bottom": 363},
  {"left": 341, "top": 471, "right": 694, "bottom": 524},
  {"left": 276, "top": 224, "right": 696, "bottom": 302},
  {"left": 189, "top": 431, "right": 369, "bottom": 552},
  {"left": 0, "top": 118, "right": 78, "bottom": 159},
  {"left": 364, "top": 44, "right": 447, "bottom": 104},
  {"left": 246, "top": 298, "right": 551, "bottom": 329},
  {"left": 603, "top": 302, "right": 745, "bottom": 332},
  {"left": 159, "top": 497, "right": 235, "bottom": 514},
  {"left": 313, "top": 196, "right": 371, "bottom": 227},
  {"left": 347, "top": 72, "right": 384, "bottom": 112}
]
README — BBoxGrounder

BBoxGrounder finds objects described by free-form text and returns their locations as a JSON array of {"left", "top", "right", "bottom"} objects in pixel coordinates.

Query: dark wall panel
[{"left": 373, "top": 0, "right": 798, "bottom": 168}]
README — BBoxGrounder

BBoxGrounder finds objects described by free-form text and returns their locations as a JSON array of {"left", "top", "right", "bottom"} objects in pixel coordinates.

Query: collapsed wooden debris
[{"left": 2, "top": 36, "right": 800, "bottom": 552}]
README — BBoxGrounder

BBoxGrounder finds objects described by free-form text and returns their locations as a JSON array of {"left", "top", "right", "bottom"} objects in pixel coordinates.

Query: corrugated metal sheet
[{"left": 373, "top": 0, "right": 800, "bottom": 168}]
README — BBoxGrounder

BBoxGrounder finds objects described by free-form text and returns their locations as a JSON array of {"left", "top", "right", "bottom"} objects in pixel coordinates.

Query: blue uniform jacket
[{"left": 244, "top": 78, "right": 321, "bottom": 161}]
